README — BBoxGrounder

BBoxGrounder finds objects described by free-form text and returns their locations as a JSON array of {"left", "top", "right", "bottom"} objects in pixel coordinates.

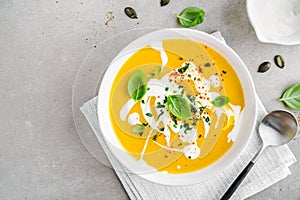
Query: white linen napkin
[{"left": 80, "top": 32, "right": 296, "bottom": 200}]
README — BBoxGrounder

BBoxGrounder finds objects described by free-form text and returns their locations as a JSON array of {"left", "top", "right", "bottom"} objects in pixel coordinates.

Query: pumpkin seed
[
  {"left": 124, "top": 7, "right": 138, "bottom": 19},
  {"left": 160, "top": 0, "right": 170, "bottom": 6},
  {"left": 258, "top": 61, "right": 271, "bottom": 73},
  {"left": 274, "top": 55, "right": 284, "bottom": 68}
]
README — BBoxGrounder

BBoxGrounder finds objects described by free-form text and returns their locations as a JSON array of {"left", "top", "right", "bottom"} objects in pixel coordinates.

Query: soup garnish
[{"left": 110, "top": 39, "right": 244, "bottom": 173}]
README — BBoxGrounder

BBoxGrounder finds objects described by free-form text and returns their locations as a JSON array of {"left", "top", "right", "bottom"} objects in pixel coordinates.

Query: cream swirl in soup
[
  {"left": 120, "top": 62, "right": 243, "bottom": 161},
  {"left": 110, "top": 39, "right": 245, "bottom": 174}
]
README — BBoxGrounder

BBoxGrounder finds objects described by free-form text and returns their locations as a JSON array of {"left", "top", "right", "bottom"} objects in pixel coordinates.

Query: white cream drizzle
[
  {"left": 178, "top": 128, "right": 198, "bottom": 143},
  {"left": 227, "top": 103, "right": 243, "bottom": 143},
  {"left": 209, "top": 74, "right": 221, "bottom": 88},
  {"left": 120, "top": 99, "right": 135, "bottom": 121},
  {"left": 183, "top": 144, "right": 201, "bottom": 159},
  {"left": 128, "top": 112, "right": 141, "bottom": 125},
  {"left": 150, "top": 42, "right": 168, "bottom": 71},
  {"left": 214, "top": 107, "right": 224, "bottom": 129},
  {"left": 119, "top": 60, "right": 243, "bottom": 160},
  {"left": 139, "top": 129, "right": 154, "bottom": 161},
  {"left": 201, "top": 112, "right": 211, "bottom": 139},
  {"left": 152, "top": 141, "right": 183, "bottom": 152}
]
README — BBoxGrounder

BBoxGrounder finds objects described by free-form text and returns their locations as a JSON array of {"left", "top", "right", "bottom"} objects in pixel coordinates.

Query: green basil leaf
[
  {"left": 176, "top": 7, "right": 205, "bottom": 28},
  {"left": 177, "top": 63, "right": 189, "bottom": 74},
  {"left": 154, "top": 66, "right": 162, "bottom": 74},
  {"left": 152, "top": 134, "right": 158, "bottom": 141},
  {"left": 128, "top": 70, "right": 147, "bottom": 101},
  {"left": 167, "top": 95, "right": 191, "bottom": 119},
  {"left": 279, "top": 83, "right": 300, "bottom": 110},
  {"left": 145, "top": 113, "right": 153, "bottom": 117},
  {"left": 212, "top": 96, "right": 230, "bottom": 107},
  {"left": 132, "top": 124, "right": 145, "bottom": 136}
]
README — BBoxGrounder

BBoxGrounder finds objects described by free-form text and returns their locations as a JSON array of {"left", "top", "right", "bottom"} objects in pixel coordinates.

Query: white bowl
[
  {"left": 247, "top": 0, "right": 300, "bottom": 45},
  {"left": 97, "top": 28, "right": 257, "bottom": 185}
]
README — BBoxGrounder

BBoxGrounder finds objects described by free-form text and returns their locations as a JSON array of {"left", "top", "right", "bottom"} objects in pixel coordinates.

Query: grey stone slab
[{"left": 0, "top": 0, "right": 299, "bottom": 199}]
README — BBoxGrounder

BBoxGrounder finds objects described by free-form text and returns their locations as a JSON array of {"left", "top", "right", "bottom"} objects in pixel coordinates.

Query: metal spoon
[{"left": 221, "top": 110, "right": 298, "bottom": 200}]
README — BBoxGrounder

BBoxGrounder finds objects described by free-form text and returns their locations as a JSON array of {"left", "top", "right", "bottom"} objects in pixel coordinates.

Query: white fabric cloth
[{"left": 80, "top": 32, "right": 296, "bottom": 200}]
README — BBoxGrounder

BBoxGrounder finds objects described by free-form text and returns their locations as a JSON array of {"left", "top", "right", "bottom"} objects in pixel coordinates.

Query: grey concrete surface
[{"left": 0, "top": 0, "right": 299, "bottom": 199}]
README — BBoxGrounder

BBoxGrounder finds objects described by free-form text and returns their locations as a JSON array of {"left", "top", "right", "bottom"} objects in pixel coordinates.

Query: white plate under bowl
[
  {"left": 97, "top": 28, "right": 257, "bottom": 185},
  {"left": 247, "top": 0, "right": 300, "bottom": 45}
]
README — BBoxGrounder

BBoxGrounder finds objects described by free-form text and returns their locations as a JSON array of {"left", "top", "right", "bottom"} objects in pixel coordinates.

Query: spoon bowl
[{"left": 259, "top": 110, "right": 298, "bottom": 147}]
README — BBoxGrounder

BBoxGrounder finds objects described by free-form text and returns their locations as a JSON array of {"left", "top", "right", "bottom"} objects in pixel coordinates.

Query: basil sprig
[
  {"left": 279, "top": 83, "right": 300, "bottom": 110},
  {"left": 212, "top": 96, "right": 230, "bottom": 107},
  {"left": 176, "top": 7, "right": 205, "bottom": 28},
  {"left": 167, "top": 95, "right": 191, "bottom": 119},
  {"left": 127, "top": 70, "right": 147, "bottom": 101},
  {"left": 132, "top": 124, "right": 145, "bottom": 136}
]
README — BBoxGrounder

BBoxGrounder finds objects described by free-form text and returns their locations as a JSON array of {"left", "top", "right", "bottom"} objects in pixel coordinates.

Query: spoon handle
[{"left": 220, "top": 161, "right": 255, "bottom": 200}]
